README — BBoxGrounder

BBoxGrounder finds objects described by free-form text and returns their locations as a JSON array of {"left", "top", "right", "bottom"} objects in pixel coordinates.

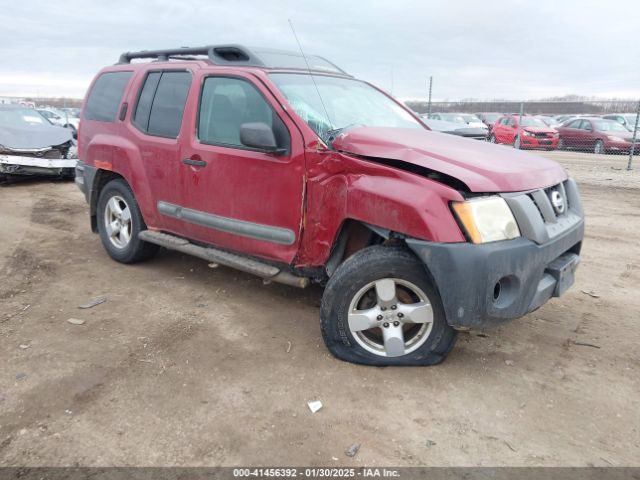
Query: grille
[{"left": 527, "top": 182, "right": 569, "bottom": 223}]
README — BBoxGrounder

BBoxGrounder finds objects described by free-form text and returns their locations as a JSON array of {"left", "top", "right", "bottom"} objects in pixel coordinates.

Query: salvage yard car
[
  {"left": 37, "top": 107, "right": 80, "bottom": 138},
  {"left": 0, "top": 105, "right": 76, "bottom": 180},
  {"left": 75, "top": 45, "right": 585, "bottom": 366},
  {"left": 420, "top": 116, "right": 488, "bottom": 140},
  {"left": 557, "top": 117, "right": 639, "bottom": 154},
  {"left": 490, "top": 114, "right": 559, "bottom": 150}
]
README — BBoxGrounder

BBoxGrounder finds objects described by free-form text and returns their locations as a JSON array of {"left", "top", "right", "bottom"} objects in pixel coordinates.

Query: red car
[
  {"left": 490, "top": 115, "right": 559, "bottom": 150},
  {"left": 556, "top": 117, "right": 639, "bottom": 154},
  {"left": 75, "top": 44, "right": 584, "bottom": 366}
]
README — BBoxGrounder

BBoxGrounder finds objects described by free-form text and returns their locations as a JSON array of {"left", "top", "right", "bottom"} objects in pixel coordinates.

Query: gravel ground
[{"left": 0, "top": 151, "right": 638, "bottom": 467}]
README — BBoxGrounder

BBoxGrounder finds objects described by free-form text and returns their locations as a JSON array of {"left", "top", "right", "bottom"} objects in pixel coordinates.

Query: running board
[{"left": 138, "top": 230, "right": 309, "bottom": 289}]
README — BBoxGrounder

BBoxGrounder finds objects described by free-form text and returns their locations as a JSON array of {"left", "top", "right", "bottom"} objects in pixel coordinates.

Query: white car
[
  {"left": 0, "top": 105, "right": 76, "bottom": 180},
  {"left": 429, "top": 112, "right": 488, "bottom": 131},
  {"left": 36, "top": 108, "right": 80, "bottom": 137}
]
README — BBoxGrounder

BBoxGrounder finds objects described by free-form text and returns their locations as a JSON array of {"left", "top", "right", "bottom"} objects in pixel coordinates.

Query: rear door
[
  {"left": 176, "top": 72, "right": 305, "bottom": 264},
  {"left": 128, "top": 69, "right": 193, "bottom": 233}
]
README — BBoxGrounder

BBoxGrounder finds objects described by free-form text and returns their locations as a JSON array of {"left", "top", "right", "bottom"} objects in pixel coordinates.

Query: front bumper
[
  {"left": 521, "top": 136, "right": 559, "bottom": 149},
  {"left": 407, "top": 178, "right": 584, "bottom": 328},
  {"left": 0, "top": 154, "right": 76, "bottom": 176},
  {"left": 605, "top": 140, "right": 639, "bottom": 153}
]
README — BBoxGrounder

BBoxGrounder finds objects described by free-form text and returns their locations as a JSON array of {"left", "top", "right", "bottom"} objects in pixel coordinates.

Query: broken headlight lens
[{"left": 451, "top": 196, "right": 520, "bottom": 244}]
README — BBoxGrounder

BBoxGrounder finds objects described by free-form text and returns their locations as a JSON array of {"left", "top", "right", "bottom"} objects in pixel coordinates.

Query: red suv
[
  {"left": 490, "top": 115, "right": 559, "bottom": 150},
  {"left": 76, "top": 45, "right": 584, "bottom": 366}
]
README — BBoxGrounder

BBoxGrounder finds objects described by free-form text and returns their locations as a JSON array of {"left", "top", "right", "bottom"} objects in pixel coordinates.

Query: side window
[
  {"left": 133, "top": 71, "right": 191, "bottom": 138},
  {"left": 197, "top": 76, "right": 289, "bottom": 151},
  {"left": 567, "top": 119, "right": 581, "bottom": 128},
  {"left": 132, "top": 72, "right": 161, "bottom": 131},
  {"left": 85, "top": 71, "right": 133, "bottom": 122},
  {"left": 580, "top": 120, "right": 592, "bottom": 131}
]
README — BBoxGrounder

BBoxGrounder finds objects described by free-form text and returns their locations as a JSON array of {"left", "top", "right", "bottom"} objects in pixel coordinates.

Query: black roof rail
[
  {"left": 117, "top": 44, "right": 350, "bottom": 76},
  {"left": 118, "top": 44, "right": 265, "bottom": 66}
]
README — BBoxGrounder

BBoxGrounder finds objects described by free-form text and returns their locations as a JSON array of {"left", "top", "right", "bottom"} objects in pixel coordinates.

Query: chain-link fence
[{"left": 406, "top": 99, "right": 640, "bottom": 170}]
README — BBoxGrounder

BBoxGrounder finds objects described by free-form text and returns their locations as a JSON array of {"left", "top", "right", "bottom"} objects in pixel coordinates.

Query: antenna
[{"left": 288, "top": 19, "right": 333, "bottom": 130}]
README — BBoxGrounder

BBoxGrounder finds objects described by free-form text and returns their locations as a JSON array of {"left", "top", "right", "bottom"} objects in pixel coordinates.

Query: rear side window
[
  {"left": 133, "top": 71, "right": 191, "bottom": 138},
  {"left": 85, "top": 71, "right": 133, "bottom": 122}
]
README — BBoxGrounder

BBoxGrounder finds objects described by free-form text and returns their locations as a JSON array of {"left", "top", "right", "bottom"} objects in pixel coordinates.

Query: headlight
[
  {"left": 607, "top": 136, "right": 625, "bottom": 142},
  {"left": 451, "top": 196, "right": 520, "bottom": 244},
  {"left": 522, "top": 130, "right": 533, "bottom": 137}
]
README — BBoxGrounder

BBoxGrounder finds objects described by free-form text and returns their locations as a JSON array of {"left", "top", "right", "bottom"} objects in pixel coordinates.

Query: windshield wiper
[{"left": 321, "top": 123, "right": 362, "bottom": 146}]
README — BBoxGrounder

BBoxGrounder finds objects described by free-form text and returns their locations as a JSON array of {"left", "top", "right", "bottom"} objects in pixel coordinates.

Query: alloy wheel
[
  {"left": 347, "top": 278, "right": 434, "bottom": 357},
  {"left": 104, "top": 195, "right": 132, "bottom": 249}
]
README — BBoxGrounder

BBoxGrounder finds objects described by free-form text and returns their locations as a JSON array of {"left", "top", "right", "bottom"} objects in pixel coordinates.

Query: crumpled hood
[
  {"left": 522, "top": 126, "right": 556, "bottom": 134},
  {"left": 332, "top": 127, "right": 567, "bottom": 192},
  {"left": 0, "top": 124, "right": 72, "bottom": 150}
]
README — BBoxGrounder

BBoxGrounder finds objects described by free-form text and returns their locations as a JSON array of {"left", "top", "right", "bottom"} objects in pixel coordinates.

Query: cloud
[{"left": 1, "top": 0, "right": 638, "bottom": 99}]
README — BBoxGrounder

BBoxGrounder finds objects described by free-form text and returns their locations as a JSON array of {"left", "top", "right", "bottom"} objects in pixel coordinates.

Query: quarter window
[
  {"left": 197, "top": 76, "right": 289, "bottom": 150},
  {"left": 85, "top": 71, "right": 133, "bottom": 122}
]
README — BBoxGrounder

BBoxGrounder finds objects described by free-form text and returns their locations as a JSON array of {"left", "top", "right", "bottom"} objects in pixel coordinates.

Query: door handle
[{"left": 182, "top": 158, "right": 207, "bottom": 167}]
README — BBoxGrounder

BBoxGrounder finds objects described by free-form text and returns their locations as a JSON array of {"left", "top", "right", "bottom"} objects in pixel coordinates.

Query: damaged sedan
[{"left": 0, "top": 105, "right": 76, "bottom": 181}]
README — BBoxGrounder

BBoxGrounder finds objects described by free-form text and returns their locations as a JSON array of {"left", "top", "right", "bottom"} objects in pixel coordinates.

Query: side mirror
[{"left": 240, "top": 122, "right": 285, "bottom": 155}]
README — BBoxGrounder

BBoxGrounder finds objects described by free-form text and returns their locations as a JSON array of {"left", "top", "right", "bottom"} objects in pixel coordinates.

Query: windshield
[
  {"left": 594, "top": 120, "right": 630, "bottom": 132},
  {"left": 481, "top": 113, "right": 501, "bottom": 122},
  {"left": 539, "top": 116, "right": 560, "bottom": 126},
  {"left": 461, "top": 114, "right": 481, "bottom": 123},
  {"left": 519, "top": 117, "right": 548, "bottom": 128},
  {"left": 0, "top": 108, "right": 50, "bottom": 128},
  {"left": 269, "top": 73, "right": 421, "bottom": 141},
  {"left": 438, "top": 114, "right": 466, "bottom": 124}
]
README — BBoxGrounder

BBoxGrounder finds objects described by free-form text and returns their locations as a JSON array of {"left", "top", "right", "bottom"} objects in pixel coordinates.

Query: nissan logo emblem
[{"left": 550, "top": 190, "right": 565, "bottom": 215}]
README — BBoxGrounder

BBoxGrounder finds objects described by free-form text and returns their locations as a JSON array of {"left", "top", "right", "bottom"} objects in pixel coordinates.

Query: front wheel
[
  {"left": 96, "top": 179, "right": 159, "bottom": 263},
  {"left": 489, "top": 135, "right": 497, "bottom": 144},
  {"left": 320, "top": 246, "right": 456, "bottom": 366}
]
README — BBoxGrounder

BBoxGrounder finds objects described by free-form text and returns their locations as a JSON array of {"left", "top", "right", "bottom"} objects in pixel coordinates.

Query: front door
[{"left": 176, "top": 73, "right": 305, "bottom": 264}]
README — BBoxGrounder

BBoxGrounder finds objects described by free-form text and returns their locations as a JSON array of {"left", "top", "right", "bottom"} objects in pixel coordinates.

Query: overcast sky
[{"left": 1, "top": 0, "right": 639, "bottom": 101}]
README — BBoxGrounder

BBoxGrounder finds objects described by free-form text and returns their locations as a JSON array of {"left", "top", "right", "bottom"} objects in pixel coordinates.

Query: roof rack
[{"left": 117, "top": 44, "right": 350, "bottom": 76}]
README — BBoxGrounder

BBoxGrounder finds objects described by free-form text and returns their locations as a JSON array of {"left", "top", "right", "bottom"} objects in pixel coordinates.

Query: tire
[
  {"left": 96, "top": 179, "right": 159, "bottom": 263},
  {"left": 489, "top": 135, "right": 497, "bottom": 144},
  {"left": 557, "top": 138, "right": 565, "bottom": 150},
  {"left": 61, "top": 168, "right": 75, "bottom": 180},
  {"left": 320, "top": 245, "right": 456, "bottom": 366},
  {"left": 594, "top": 140, "right": 605, "bottom": 155}
]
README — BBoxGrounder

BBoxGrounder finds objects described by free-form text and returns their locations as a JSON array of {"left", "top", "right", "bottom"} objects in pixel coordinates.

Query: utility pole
[
  {"left": 427, "top": 76, "right": 433, "bottom": 117},
  {"left": 517, "top": 102, "right": 524, "bottom": 150},
  {"left": 627, "top": 99, "right": 640, "bottom": 171}
]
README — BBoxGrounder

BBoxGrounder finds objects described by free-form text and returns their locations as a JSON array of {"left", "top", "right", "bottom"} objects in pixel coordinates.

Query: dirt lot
[{"left": 0, "top": 151, "right": 639, "bottom": 467}]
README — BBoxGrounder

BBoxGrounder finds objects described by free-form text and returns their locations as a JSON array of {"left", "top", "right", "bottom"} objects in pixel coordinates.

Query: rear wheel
[
  {"left": 96, "top": 179, "right": 159, "bottom": 263},
  {"left": 594, "top": 139, "right": 605, "bottom": 154},
  {"left": 320, "top": 245, "right": 456, "bottom": 366}
]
